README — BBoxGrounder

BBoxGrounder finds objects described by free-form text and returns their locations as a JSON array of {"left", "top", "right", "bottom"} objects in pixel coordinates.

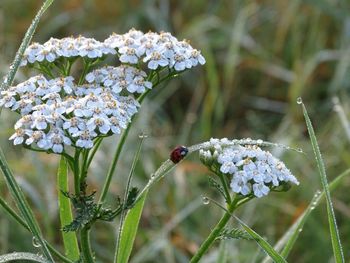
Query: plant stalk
[
  {"left": 190, "top": 198, "right": 238, "bottom": 263},
  {"left": 80, "top": 226, "right": 95, "bottom": 263}
]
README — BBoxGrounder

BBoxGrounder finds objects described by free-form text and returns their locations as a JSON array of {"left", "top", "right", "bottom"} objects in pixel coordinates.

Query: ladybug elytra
[{"left": 170, "top": 145, "right": 188, "bottom": 163}]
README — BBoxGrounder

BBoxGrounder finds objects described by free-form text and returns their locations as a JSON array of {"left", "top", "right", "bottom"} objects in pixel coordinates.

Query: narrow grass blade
[
  {"left": 0, "top": 0, "right": 54, "bottom": 92},
  {"left": 0, "top": 252, "right": 51, "bottom": 263},
  {"left": 209, "top": 198, "right": 287, "bottom": 263},
  {"left": 0, "top": 148, "right": 54, "bottom": 261},
  {"left": 0, "top": 196, "right": 73, "bottom": 263},
  {"left": 0, "top": 196, "right": 30, "bottom": 231},
  {"left": 57, "top": 157, "right": 79, "bottom": 261},
  {"left": 301, "top": 101, "right": 344, "bottom": 263},
  {"left": 114, "top": 137, "right": 144, "bottom": 262},
  {"left": 262, "top": 168, "right": 350, "bottom": 263},
  {"left": 115, "top": 191, "right": 148, "bottom": 263}
]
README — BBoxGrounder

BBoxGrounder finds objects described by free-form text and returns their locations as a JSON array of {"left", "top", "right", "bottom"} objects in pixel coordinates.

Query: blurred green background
[{"left": 1, "top": 0, "right": 350, "bottom": 262}]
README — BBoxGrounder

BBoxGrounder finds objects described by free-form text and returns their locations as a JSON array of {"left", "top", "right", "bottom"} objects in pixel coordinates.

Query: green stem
[
  {"left": 86, "top": 138, "right": 103, "bottom": 169},
  {"left": 190, "top": 198, "right": 238, "bottom": 263},
  {"left": 98, "top": 124, "right": 131, "bottom": 204},
  {"left": 218, "top": 173, "right": 232, "bottom": 203},
  {"left": 79, "top": 149, "right": 90, "bottom": 190},
  {"left": 78, "top": 59, "right": 92, "bottom": 85},
  {"left": 80, "top": 226, "right": 95, "bottom": 263},
  {"left": 73, "top": 149, "right": 81, "bottom": 195},
  {"left": 97, "top": 73, "right": 177, "bottom": 204}
]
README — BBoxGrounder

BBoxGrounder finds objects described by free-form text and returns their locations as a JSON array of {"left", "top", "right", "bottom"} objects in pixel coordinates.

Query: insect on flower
[{"left": 170, "top": 145, "right": 188, "bottom": 163}]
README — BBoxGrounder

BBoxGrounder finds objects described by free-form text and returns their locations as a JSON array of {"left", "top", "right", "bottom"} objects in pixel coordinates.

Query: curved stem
[
  {"left": 190, "top": 198, "right": 239, "bottom": 263},
  {"left": 80, "top": 226, "right": 95, "bottom": 263}
]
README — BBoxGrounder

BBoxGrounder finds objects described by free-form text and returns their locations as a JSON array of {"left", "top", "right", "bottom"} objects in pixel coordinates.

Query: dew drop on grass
[
  {"left": 138, "top": 133, "right": 148, "bottom": 139},
  {"left": 32, "top": 236, "right": 41, "bottom": 248},
  {"left": 296, "top": 148, "right": 303, "bottom": 153},
  {"left": 296, "top": 97, "right": 303, "bottom": 104},
  {"left": 298, "top": 228, "right": 303, "bottom": 233},
  {"left": 202, "top": 196, "right": 210, "bottom": 205}
]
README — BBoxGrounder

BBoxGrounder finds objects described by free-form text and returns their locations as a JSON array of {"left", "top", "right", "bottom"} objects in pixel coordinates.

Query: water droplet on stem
[
  {"left": 202, "top": 196, "right": 210, "bottom": 205},
  {"left": 32, "top": 236, "right": 41, "bottom": 248},
  {"left": 296, "top": 97, "right": 303, "bottom": 104},
  {"left": 138, "top": 133, "right": 148, "bottom": 139}
]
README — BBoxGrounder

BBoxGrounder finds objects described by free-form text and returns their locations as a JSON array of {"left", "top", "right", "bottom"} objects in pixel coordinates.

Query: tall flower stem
[
  {"left": 98, "top": 71, "right": 179, "bottom": 204},
  {"left": 190, "top": 198, "right": 239, "bottom": 263},
  {"left": 80, "top": 226, "right": 94, "bottom": 263}
]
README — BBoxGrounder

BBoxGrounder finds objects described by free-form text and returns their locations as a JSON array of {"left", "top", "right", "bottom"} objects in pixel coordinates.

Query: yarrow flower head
[
  {"left": 199, "top": 138, "right": 299, "bottom": 198},
  {"left": 104, "top": 28, "right": 206, "bottom": 71},
  {"left": 20, "top": 36, "right": 116, "bottom": 66},
  {"left": 5, "top": 29, "right": 205, "bottom": 155},
  {"left": 3, "top": 74, "right": 140, "bottom": 153}
]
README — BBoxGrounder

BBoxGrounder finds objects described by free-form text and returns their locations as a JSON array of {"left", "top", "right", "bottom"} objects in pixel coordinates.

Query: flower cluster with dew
[
  {"left": 1, "top": 28, "right": 205, "bottom": 154},
  {"left": 20, "top": 28, "right": 205, "bottom": 72},
  {"left": 199, "top": 138, "right": 299, "bottom": 198},
  {"left": 1, "top": 74, "right": 139, "bottom": 153}
]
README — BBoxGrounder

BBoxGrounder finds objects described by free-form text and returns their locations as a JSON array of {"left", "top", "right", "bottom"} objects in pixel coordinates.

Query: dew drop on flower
[
  {"left": 202, "top": 196, "right": 210, "bottom": 205},
  {"left": 256, "top": 139, "right": 263, "bottom": 144},
  {"left": 32, "top": 236, "right": 41, "bottom": 248},
  {"left": 296, "top": 97, "right": 303, "bottom": 104}
]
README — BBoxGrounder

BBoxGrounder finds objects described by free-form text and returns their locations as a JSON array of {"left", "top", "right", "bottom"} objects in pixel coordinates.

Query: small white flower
[
  {"left": 63, "top": 117, "right": 85, "bottom": 135},
  {"left": 14, "top": 115, "right": 33, "bottom": 130},
  {"left": 143, "top": 51, "right": 168, "bottom": 69},
  {"left": 252, "top": 183, "right": 270, "bottom": 198},
  {"left": 119, "top": 47, "right": 139, "bottom": 64},
  {"left": 9, "top": 129, "right": 28, "bottom": 145},
  {"left": 0, "top": 93, "right": 16, "bottom": 108},
  {"left": 25, "top": 130, "right": 45, "bottom": 146},
  {"left": 31, "top": 115, "right": 48, "bottom": 130},
  {"left": 230, "top": 173, "right": 251, "bottom": 195},
  {"left": 47, "top": 129, "right": 71, "bottom": 153},
  {"left": 75, "top": 129, "right": 97, "bottom": 149}
]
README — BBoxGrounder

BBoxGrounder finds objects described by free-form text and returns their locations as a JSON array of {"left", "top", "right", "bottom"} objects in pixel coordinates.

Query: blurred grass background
[{"left": 1, "top": 0, "right": 350, "bottom": 262}]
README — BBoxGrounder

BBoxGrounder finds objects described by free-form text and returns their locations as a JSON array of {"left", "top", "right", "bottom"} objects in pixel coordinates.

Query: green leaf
[
  {"left": 234, "top": 216, "right": 287, "bottom": 263},
  {"left": 115, "top": 191, "right": 148, "bottom": 263},
  {"left": 216, "top": 227, "right": 254, "bottom": 241},
  {"left": 57, "top": 157, "right": 80, "bottom": 260},
  {"left": 301, "top": 102, "right": 345, "bottom": 263},
  {"left": 209, "top": 199, "right": 287, "bottom": 263},
  {"left": 262, "top": 169, "right": 350, "bottom": 263},
  {"left": 0, "top": 0, "right": 54, "bottom": 92},
  {"left": 0, "top": 148, "right": 54, "bottom": 261}
]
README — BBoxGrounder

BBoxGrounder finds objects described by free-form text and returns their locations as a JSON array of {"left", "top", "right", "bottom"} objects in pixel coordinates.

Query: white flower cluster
[
  {"left": 21, "top": 36, "right": 116, "bottom": 66},
  {"left": 21, "top": 29, "right": 206, "bottom": 71},
  {"left": 1, "top": 73, "right": 140, "bottom": 153},
  {"left": 104, "top": 29, "right": 206, "bottom": 71},
  {"left": 199, "top": 139, "right": 299, "bottom": 198},
  {"left": 85, "top": 66, "right": 152, "bottom": 94}
]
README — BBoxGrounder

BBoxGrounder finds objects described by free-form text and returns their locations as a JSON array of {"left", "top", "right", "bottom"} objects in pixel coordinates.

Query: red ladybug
[{"left": 170, "top": 146, "right": 188, "bottom": 163}]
